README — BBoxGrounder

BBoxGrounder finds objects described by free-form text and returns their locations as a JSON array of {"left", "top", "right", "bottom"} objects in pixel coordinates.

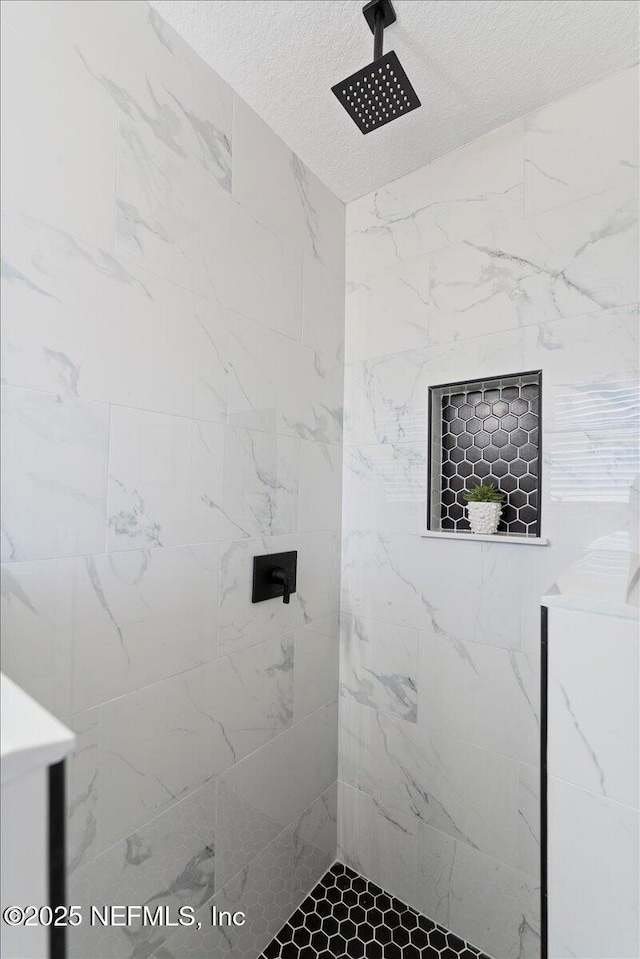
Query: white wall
[
  {"left": 340, "top": 65, "right": 639, "bottom": 959},
  {"left": 0, "top": 3, "right": 344, "bottom": 957},
  {"left": 547, "top": 604, "right": 639, "bottom": 959}
]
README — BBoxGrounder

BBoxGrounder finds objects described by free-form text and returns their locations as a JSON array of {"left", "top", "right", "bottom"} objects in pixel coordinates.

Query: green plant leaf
[{"left": 462, "top": 482, "right": 505, "bottom": 503}]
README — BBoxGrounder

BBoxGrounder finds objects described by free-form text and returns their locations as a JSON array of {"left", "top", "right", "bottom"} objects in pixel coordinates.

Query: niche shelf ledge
[{"left": 421, "top": 530, "right": 549, "bottom": 546}]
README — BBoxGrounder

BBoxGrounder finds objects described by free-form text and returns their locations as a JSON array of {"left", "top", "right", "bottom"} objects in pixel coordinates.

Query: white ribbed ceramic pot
[{"left": 467, "top": 502, "right": 502, "bottom": 535}]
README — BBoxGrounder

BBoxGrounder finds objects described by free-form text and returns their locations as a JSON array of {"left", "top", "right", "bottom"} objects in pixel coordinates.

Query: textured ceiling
[{"left": 149, "top": 0, "right": 639, "bottom": 201}]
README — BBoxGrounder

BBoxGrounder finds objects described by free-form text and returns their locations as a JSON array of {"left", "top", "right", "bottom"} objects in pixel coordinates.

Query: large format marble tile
[
  {"left": 343, "top": 325, "right": 527, "bottom": 446},
  {"left": 298, "top": 442, "right": 342, "bottom": 533},
  {"left": 99, "top": 634, "right": 294, "bottom": 849},
  {"left": 417, "top": 631, "right": 538, "bottom": 764},
  {"left": 293, "top": 616, "right": 340, "bottom": 723},
  {"left": 343, "top": 351, "right": 431, "bottom": 448},
  {"left": 346, "top": 121, "right": 523, "bottom": 286},
  {"left": 525, "top": 66, "right": 639, "bottom": 217},
  {"left": 204, "top": 634, "right": 295, "bottom": 766},
  {"left": 107, "top": 408, "right": 242, "bottom": 550},
  {"left": 338, "top": 781, "right": 418, "bottom": 909},
  {"left": 414, "top": 820, "right": 541, "bottom": 956},
  {"left": 228, "top": 315, "right": 342, "bottom": 444},
  {"left": 193, "top": 296, "right": 229, "bottom": 425},
  {"left": 1, "top": 210, "right": 195, "bottom": 416},
  {"left": 548, "top": 606, "right": 639, "bottom": 808},
  {"left": 218, "top": 532, "right": 340, "bottom": 656},
  {"left": 115, "top": 114, "right": 228, "bottom": 295},
  {"left": 2, "top": 546, "right": 219, "bottom": 715},
  {"left": 215, "top": 703, "right": 337, "bottom": 889},
  {"left": 1, "top": 0, "right": 233, "bottom": 187},
  {"left": 116, "top": 118, "right": 302, "bottom": 338},
  {"left": 232, "top": 96, "right": 344, "bottom": 279},
  {"left": 215, "top": 765, "right": 286, "bottom": 893},
  {"left": 74, "top": 546, "right": 219, "bottom": 712},
  {"left": 342, "top": 442, "right": 427, "bottom": 534},
  {"left": 157, "top": 827, "right": 294, "bottom": 959},
  {"left": 429, "top": 180, "right": 638, "bottom": 344},
  {"left": 98, "top": 670, "right": 224, "bottom": 848},
  {"left": 291, "top": 783, "right": 337, "bottom": 904},
  {"left": 436, "top": 183, "right": 638, "bottom": 343},
  {"left": 517, "top": 762, "right": 541, "bottom": 880},
  {"left": 339, "top": 700, "right": 521, "bottom": 869},
  {"left": 224, "top": 427, "right": 300, "bottom": 537},
  {"left": 268, "top": 701, "right": 338, "bottom": 829},
  {"left": 302, "top": 255, "right": 345, "bottom": 364},
  {"left": 548, "top": 776, "right": 639, "bottom": 959},
  {"left": 341, "top": 531, "right": 522, "bottom": 649},
  {"left": 446, "top": 842, "right": 540, "bottom": 959},
  {"left": 1, "top": 387, "right": 109, "bottom": 563},
  {"left": 70, "top": 780, "right": 217, "bottom": 959},
  {"left": 526, "top": 306, "right": 639, "bottom": 438},
  {"left": 343, "top": 301, "right": 636, "bottom": 449},
  {"left": 345, "top": 253, "right": 431, "bottom": 361},
  {"left": 340, "top": 614, "right": 418, "bottom": 722},
  {"left": 0, "top": 23, "right": 117, "bottom": 249},
  {"left": 413, "top": 820, "right": 458, "bottom": 926},
  {"left": 0, "top": 559, "right": 73, "bottom": 718},
  {"left": 66, "top": 709, "right": 101, "bottom": 874}
]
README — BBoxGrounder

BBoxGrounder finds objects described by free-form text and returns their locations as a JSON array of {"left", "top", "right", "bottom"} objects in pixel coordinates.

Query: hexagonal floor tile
[{"left": 258, "top": 862, "right": 494, "bottom": 959}]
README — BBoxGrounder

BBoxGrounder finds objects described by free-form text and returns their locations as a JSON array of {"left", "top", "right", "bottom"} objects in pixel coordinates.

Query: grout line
[
  {"left": 342, "top": 299, "right": 640, "bottom": 367},
  {"left": 337, "top": 778, "right": 541, "bottom": 886},
  {"left": 338, "top": 695, "right": 542, "bottom": 768},
  {"left": 74, "top": 717, "right": 339, "bottom": 881},
  {"left": 0, "top": 382, "right": 345, "bottom": 443}
]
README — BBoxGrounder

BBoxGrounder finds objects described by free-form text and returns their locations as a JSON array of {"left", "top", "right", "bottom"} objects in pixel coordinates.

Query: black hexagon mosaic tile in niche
[
  {"left": 259, "top": 861, "right": 493, "bottom": 959},
  {"left": 433, "top": 372, "right": 541, "bottom": 536}
]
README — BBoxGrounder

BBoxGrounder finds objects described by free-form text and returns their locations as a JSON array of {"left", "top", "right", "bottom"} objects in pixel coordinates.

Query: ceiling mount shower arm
[
  {"left": 332, "top": 0, "right": 420, "bottom": 135},
  {"left": 363, "top": 0, "right": 397, "bottom": 61},
  {"left": 373, "top": 7, "right": 384, "bottom": 60}
]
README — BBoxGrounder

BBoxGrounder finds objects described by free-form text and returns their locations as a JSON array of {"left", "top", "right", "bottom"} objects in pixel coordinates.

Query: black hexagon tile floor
[{"left": 258, "top": 862, "right": 493, "bottom": 959}]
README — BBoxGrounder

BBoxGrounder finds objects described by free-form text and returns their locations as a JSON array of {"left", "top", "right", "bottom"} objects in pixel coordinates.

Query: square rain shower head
[{"left": 332, "top": 51, "right": 421, "bottom": 134}]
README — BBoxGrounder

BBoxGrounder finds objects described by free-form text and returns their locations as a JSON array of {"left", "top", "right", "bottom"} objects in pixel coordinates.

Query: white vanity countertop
[
  {"left": 542, "top": 545, "right": 639, "bottom": 621},
  {"left": 1, "top": 674, "right": 75, "bottom": 786}
]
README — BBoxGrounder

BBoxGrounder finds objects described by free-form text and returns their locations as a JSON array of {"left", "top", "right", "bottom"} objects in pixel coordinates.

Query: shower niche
[{"left": 427, "top": 371, "right": 543, "bottom": 540}]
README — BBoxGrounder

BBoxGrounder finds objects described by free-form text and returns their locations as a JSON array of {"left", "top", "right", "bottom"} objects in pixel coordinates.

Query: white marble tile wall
[
  {"left": 341, "top": 65, "right": 639, "bottom": 959},
  {"left": 0, "top": 3, "right": 344, "bottom": 957}
]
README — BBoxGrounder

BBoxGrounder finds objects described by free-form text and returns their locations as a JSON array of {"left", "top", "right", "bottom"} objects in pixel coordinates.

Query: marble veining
[
  {"left": 341, "top": 65, "right": 637, "bottom": 959},
  {"left": 70, "top": 780, "right": 217, "bottom": 959},
  {"left": 340, "top": 614, "right": 418, "bottom": 722},
  {"left": 0, "top": 8, "right": 344, "bottom": 957},
  {"left": 1, "top": 385, "right": 110, "bottom": 563},
  {"left": 2, "top": 6, "right": 638, "bottom": 959}
]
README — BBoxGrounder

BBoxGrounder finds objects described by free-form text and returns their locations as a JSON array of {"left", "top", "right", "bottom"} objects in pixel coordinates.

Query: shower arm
[
  {"left": 363, "top": 0, "right": 397, "bottom": 60},
  {"left": 373, "top": 7, "right": 384, "bottom": 60}
]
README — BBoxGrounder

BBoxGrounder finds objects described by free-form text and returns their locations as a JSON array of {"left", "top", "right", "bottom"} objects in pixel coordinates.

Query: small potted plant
[{"left": 463, "top": 482, "right": 504, "bottom": 535}]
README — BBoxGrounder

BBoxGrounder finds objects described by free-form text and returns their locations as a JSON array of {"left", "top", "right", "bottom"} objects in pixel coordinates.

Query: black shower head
[{"left": 331, "top": 0, "right": 421, "bottom": 134}]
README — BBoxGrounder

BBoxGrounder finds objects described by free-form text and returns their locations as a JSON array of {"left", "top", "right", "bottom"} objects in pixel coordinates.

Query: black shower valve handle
[{"left": 270, "top": 566, "right": 294, "bottom": 604}]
